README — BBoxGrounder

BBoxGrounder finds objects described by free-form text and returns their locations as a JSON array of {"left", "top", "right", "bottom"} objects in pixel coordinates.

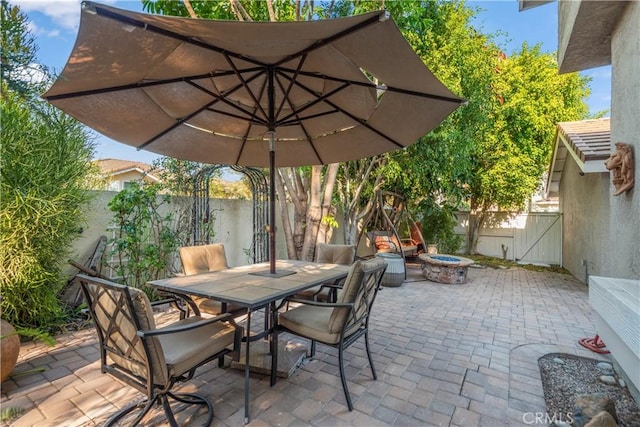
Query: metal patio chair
[
  {"left": 76, "top": 274, "right": 241, "bottom": 426},
  {"left": 270, "top": 257, "right": 387, "bottom": 411},
  {"left": 178, "top": 244, "right": 245, "bottom": 316},
  {"left": 293, "top": 243, "right": 356, "bottom": 303}
]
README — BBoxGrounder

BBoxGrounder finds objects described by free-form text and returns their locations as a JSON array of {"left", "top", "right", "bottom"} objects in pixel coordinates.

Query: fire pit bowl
[{"left": 418, "top": 254, "right": 474, "bottom": 284}]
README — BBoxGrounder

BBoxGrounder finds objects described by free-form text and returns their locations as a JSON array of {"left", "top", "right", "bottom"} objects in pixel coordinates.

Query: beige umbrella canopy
[{"left": 44, "top": 1, "right": 465, "bottom": 274}]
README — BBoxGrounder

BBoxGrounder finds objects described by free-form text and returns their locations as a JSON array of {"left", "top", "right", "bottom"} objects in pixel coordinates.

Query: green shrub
[
  {"left": 417, "top": 200, "right": 463, "bottom": 255},
  {"left": 107, "top": 182, "right": 179, "bottom": 298},
  {"left": 0, "top": 89, "right": 95, "bottom": 329}
]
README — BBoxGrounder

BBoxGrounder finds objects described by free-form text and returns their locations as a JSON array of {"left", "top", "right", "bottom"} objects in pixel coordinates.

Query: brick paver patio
[{"left": 1, "top": 264, "right": 609, "bottom": 426}]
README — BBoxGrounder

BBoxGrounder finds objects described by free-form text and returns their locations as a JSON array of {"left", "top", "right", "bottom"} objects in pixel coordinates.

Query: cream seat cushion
[{"left": 157, "top": 316, "right": 237, "bottom": 379}]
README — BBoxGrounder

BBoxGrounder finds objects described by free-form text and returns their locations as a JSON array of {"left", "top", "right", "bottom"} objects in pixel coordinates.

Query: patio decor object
[
  {"left": 0, "top": 319, "right": 20, "bottom": 383},
  {"left": 43, "top": 2, "right": 465, "bottom": 276},
  {"left": 604, "top": 142, "right": 634, "bottom": 196},
  {"left": 359, "top": 191, "right": 426, "bottom": 277},
  {"left": 272, "top": 258, "right": 387, "bottom": 411},
  {"left": 419, "top": 254, "right": 474, "bottom": 284},
  {"left": 76, "top": 274, "right": 241, "bottom": 426},
  {"left": 376, "top": 253, "right": 405, "bottom": 287}
]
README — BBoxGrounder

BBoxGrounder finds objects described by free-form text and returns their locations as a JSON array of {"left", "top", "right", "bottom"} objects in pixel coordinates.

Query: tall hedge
[{"left": 0, "top": 88, "right": 96, "bottom": 329}]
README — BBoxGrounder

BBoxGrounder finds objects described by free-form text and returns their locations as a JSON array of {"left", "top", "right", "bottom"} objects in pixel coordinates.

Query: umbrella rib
[
  {"left": 276, "top": 71, "right": 351, "bottom": 125},
  {"left": 42, "top": 71, "right": 252, "bottom": 101},
  {"left": 135, "top": 99, "right": 219, "bottom": 150},
  {"left": 186, "top": 79, "right": 268, "bottom": 127},
  {"left": 235, "top": 78, "right": 268, "bottom": 165},
  {"left": 291, "top": 77, "right": 406, "bottom": 149},
  {"left": 279, "top": 109, "right": 339, "bottom": 127},
  {"left": 223, "top": 53, "right": 269, "bottom": 123},
  {"left": 273, "top": 11, "right": 386, "bottom": 67},
  {"left": 204, "top": 107, "right": 265, "bottom": 127},
  {"left": 282, "top": 68, "right": 466, "bottom": 105},
  {"left": 275, "top": 54, "right": 307, "bottom": 121},
  {"left": 274, "top": 73, "right": 325, "bottom": 164},
  {"left": 135, "top": 70, "right": 268, "bottom": 151},
  {"left": 89, "top": 3, "right": 265, "bottom": 67}
]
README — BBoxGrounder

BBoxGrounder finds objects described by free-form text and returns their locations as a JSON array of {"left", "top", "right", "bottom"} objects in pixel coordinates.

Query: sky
[{"left": 15, "top": 0, "right": 612, "bottom": 165}]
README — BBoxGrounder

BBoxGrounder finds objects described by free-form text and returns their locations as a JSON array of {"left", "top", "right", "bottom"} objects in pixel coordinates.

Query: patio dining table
[{"left": 147, "top": 259, "right": 350, "bottom": 423}]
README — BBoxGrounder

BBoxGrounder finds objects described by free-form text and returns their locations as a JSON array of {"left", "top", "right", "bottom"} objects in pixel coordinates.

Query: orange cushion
[{"left": 375, "top": 235, "right": 400, "bottom": 251}]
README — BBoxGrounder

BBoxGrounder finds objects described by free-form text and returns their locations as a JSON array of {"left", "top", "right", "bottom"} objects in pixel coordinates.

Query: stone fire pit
[{"left": 419, "top": 254, "right": 474, "bottom": 284}]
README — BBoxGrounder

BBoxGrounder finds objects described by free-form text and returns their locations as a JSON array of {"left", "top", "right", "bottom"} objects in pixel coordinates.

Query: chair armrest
[
  {"left": 284, "top": 297, "right": 353, "bottom": 309},
  {"left": 154, "top": 290, "right": 201, "bottom": 317},
  {"left": 138, "top": 312, "right": 234, "bottom": 338},
  {"left": 151, "top": 296, "right": 181, "bottom": 307}
]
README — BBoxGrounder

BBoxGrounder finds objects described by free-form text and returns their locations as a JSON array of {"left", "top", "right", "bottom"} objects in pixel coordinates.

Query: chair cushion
[
  {"left": 316, "top": 243, "right": 356, "bottom": 265},
  {"left": 158, "top": 316, "right": 237, "bottom": 378},
  {"left": 374, "top": 235, "right": 398, "bottom": 251},
  {"left": 195, "top": 297, "right": 244, "bottom": 315},
  {"left": 179, "top": 244, "right": 228, "bottom": 275},
  {"left": 329, "top": 257, "right": 386, "bottom": 332},
  {"left": 280, "top": 305, "right": 338, "bottom": 344}
]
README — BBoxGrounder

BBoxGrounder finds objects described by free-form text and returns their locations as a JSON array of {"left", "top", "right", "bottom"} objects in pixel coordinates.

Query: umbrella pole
[{"left": 269, "top": 131, "right": 276, "bottom": 275}]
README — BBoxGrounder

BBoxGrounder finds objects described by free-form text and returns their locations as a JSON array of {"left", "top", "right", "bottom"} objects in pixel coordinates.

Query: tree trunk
[
  {"left": 277, "top": 165, "right": 338, "bottom": 261},
  {"left": 337, "top": 156, "right": 385, "bottom": 246},
  {"left": 467, "top": 210, "right": 486, "bottom": 255}
]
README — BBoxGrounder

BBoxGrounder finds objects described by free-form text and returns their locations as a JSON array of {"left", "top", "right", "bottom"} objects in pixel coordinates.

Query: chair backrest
[
  {"left": 76, "top": 274, "right": 169, "bottom": 388},
  {"left": 328, "top": 257, "right": 387, "bottom": 334},
  {"left": 316, "top": 243, "right": 356, "bottom": 265},
  {"left": 179, "top": 244, "right": 228, "bottom": 275}
]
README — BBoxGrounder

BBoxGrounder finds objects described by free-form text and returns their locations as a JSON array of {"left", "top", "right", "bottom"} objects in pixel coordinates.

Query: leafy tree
[
  {"left": 465, "top": 44, "right": 589, "bottom": 253},
  {"left": 0, "top": 0, "right": 45, "bottom": 97},
  {"left": 143, "top": 0, "right": 344, "bottom": 261},
  {"left": 141, "top": 1, "right": 591, "bottom": 259},
  {"left": 335, "top": 156, "right": 386, "bottom": 245},
  {"left": 363, "top": 1, "right": 497, "bottom": 250}
]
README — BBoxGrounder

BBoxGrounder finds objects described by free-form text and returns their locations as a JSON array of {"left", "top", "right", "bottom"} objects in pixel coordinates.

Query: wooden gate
[{"left": 455, "top": 212, "right": 562, "bottom": 266}]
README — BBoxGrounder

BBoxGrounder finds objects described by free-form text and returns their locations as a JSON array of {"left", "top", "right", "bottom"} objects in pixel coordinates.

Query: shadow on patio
[{"left": 1, "top": 264, "right": 608, "bottom": 426}]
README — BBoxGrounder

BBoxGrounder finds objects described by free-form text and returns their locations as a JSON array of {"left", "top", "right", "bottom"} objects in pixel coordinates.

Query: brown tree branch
[
  {"left": 182, "top": 0, "right": 198, "bottom": 18},
  {"left": 266, "top": 0, "right": 277, "bottom": 21}
]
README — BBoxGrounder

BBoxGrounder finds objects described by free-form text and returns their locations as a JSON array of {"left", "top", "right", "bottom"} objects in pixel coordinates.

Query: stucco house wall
[
  {"left": 607, "top": 2, "right": 640, "bottom": 279},
  {"left": 68, "top": 191, "right": 285, "bottom": 278},
  {"left": 554, "top": 0, "right": 640, "bottom": 398},
  {"left": 555, "top": 0, "right": 639, "bottom": 281},
  {"left": 559, "top": 157, "right": 610, "bottom": 282}
]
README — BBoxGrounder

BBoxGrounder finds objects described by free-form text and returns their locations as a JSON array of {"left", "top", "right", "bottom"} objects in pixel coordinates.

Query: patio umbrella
[{"left": 44, "top": 1, "right": 465, "bottom": 275}]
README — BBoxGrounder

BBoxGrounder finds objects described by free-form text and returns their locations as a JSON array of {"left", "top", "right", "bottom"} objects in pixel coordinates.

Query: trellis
[{"left": 192, "top": 165, "right": 269, "bottom": 264}]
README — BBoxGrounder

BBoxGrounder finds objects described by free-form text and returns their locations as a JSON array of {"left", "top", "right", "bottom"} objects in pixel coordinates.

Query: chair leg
[
  {"left": 105, "top": 399, "right": 154, "bottom": 427},
  {"left": 364, "top": 330, "right": 377, "bottom": 380},
  {"left": 166, "top": 392, "right": 213, "bottom": 426},
  {"left": 310, "top": 340, "right": 316, "bottom": 357},
  {"left": 338, "top": 345, "right": 354, "bottom": 411},
  {"left": 105, "top": 392, "right": 213, "bottom": 427},
  {"left": 270, "top": 327, "right": 279, "bottom": 386},
  {"left": 161, "top": 394, "right": 180, "bottom": 427}
]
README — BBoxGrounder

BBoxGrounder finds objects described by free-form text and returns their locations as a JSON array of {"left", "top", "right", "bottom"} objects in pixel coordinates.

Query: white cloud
[
  {"left": 583, "top": 65, "right": 612, "bottom": 80},
  {"left": 26, "top": 20, "right": 60, "bottom": 38},
  {"left": 14, "top": 1, "right": 82, "bottom": 31},
  {"left": 15, "top": 0, "right": 120, "bottom": 33}
]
